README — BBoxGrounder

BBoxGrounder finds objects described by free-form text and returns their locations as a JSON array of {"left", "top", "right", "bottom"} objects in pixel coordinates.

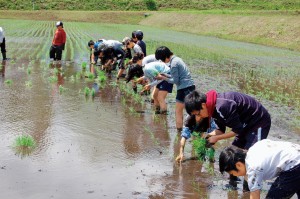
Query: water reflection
[{"left": 0, "top": 60, "right": 5, "bottom": 78}]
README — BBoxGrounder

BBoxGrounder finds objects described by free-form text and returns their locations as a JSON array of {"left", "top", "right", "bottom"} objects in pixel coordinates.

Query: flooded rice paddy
[{"left": 0, "top": 19, "right": 299, "bottom": 199}]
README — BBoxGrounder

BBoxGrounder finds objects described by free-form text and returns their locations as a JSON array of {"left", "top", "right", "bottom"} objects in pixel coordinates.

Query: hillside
[{"left": 0, "top": 0, "right": 300, "bottom": 11}]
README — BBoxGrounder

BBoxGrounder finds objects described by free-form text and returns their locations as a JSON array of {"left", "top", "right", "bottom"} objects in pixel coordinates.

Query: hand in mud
[{"left": 176, "top": 153, "right": 184, "bottom": 163}]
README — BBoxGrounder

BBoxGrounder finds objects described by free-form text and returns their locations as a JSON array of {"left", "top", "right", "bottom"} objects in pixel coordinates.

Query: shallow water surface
[{"left": 0, "top": 19, "right": 299, "bottom": 199}]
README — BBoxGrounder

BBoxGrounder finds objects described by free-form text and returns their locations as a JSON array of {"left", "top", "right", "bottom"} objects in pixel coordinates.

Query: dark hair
[
  {"left": 132, "top": 52, "right": 144, "bottom": 63},
  {"left": 125, "top": 64, "right": 144, "bottom": 83},
  {"left": 219, "top": 146, "right": 246, "bottom": 174},
  {"left": 131, "top": 31, "right": 137, "bottom": 39},
  {"left": 131, "top": 30, "right": 143, "bottom": 40},
  {"left": 88, "top": 40, "right": 94, "bottom": 47},
  {"left": 155, "top": 46, "right": 173, "bottom": 62},
  {"left": 135, "top": 30, "right": 143, "bottom": 40},
  {"left": 184, "top": 90, "right": 207, "bottom": 115},
  {"left": 185, "top": 115, "right": 209, "bottom": 132}
]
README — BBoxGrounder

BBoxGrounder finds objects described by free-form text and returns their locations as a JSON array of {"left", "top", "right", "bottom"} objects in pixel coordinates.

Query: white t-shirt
[
  {"left": 0, "top": 27, "right": 4, "bottom": 43},
  {"left": 246, "top": 139, "right": 300, "bottom": 192},
  {"left": 142, "top": 54, "right": 157, "bottom": 66}
]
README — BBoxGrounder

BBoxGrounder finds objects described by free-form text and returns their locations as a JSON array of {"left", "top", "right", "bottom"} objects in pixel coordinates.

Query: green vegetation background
[{"left": 1, "top": 0, "right": 300, "bottom": 11}]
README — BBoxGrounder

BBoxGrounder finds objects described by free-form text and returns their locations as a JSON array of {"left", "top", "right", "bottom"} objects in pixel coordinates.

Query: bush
[{"left": 144, "top": 0, "right": 157, "bottom": 10}]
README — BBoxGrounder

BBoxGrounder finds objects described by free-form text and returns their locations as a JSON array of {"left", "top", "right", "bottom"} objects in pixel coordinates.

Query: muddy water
[
  {"left": 1, "top": 19, "right": 299, "bottom": 198},
  {"left": 1, "top": 59, "right": 298, "bottom": 199},
  {"left": 0, "top": 60, "right": 226, "bottom": 199}
]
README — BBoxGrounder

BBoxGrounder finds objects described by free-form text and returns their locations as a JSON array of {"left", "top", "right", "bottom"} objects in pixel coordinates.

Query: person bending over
[
  {"left": 219, "top": 140, "right": 300, "bottom": 199},
  {"left": 137, "top": 61, "right": 173, "bottom": 114},
  {"left": 155, "top": 46, "right": 195, "bottom": 133}
]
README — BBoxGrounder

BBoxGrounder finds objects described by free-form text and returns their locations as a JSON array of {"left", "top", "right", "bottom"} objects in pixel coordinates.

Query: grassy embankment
[
  {"left": 1, "top": 0, "right": 300, "bottom": 10},
  {"left": 0, "top": 10, "right": 299, "bottom": 51}
]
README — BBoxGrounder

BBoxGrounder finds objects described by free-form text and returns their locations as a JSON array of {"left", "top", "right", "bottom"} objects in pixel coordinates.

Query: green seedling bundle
[
  {"left": 5, "top": 79, "right": 13, "bottom": 85},
  {"left": 13, "top": 135, "right": 36, "bottom": 158},
  {"left": 192, "top": 132, "right": 215, "bottom": 162}
]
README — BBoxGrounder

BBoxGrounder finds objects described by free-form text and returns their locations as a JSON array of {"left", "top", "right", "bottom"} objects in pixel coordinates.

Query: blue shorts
[
  {"left": 156, "top": 81, "right": 173, "bottom": 93},
  {"left": 176, "top": 85, "right": 196, "bottom": 103}
]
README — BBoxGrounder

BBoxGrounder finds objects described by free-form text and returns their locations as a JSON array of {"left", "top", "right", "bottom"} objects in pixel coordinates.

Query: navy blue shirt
[
  {"left": 212, "top": 92, "right": 271, "bottom": 137},
  {"left": 137, "top": 40, "right": 146, "bottom": 56}
]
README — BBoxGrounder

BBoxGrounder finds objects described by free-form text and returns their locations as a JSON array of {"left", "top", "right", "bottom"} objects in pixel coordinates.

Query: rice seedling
[
  {"left": 121, "top": 96, "right": 126, "bottom": 105},
  {"left": 85, "top": 72, "right": 95, "bottom": 80},
  {"left": 69, "top": 75, "right": 75, "bottom": 83},
  {"left": 27, "top": 66, "right": 32, "bottom": 75},
  {"left": 84, "top": 86, "right": 90, "bottom": 97},
  {"left": 128, "top": 106, "right": 135, "bottom": 113},
  {"left": 53, "top": 67, "right": 59, "bottom": 75},
  {"left": 96, "top": 69, "right": 107, "bottom": 83},
  {"left": 25, "top": 80, "right": 32, "bottom": 88},
  {"left": 109, "top": 82, "right": 118, "bottom": 87},
  {"left": 13, "top": 134, "right": 36, "bottom": 158},
  {"left": 48, "top": 75, "right": 58, "bottom": 83},
  {"left": 81, "top": 62, "right": 87, "bottom": 70},
  {"left": 143, "top": 126, "right": 160, "bottom": 146},
  {"left": 4, "top": 79, "right": 12, "bottom": 85},
  {"left": 192, "top": 132, "right": 215, "bottom": 162},
  {"left": 59, "top": 85, "right": 65, "bottom": 94},
  {"left": 91, "top": 87, "right": 96, "bottom": 98},
  {"left": 14, "top": 135, "right": 36, "bottom": 148},
  {"left": 75, "top": 71, "right": 82, "bottom": 80}
]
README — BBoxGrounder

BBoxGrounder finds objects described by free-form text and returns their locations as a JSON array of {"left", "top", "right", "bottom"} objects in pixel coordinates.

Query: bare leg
[
  {"left": 152, "top": 87, "right": 159, "bottom": 108},
  {"left": 157, "top": 90, "right": 168, "bottom": 112},
  {"left": 117, "top": 68, "right": 125, "bottom": 79},
  {"left": 175, "top": 102, "right": 185, "bottom": 131}
]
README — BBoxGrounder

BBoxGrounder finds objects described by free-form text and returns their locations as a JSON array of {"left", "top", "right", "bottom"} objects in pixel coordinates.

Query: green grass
[{"left": 1, "top": 0, "right": 299, "bottom": 10}]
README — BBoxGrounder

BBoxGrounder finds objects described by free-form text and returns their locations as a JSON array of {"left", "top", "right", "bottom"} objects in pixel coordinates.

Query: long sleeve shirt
[
  {"left": 52, "top": 29, "right": 66, "bottom": 46},
  {"left": 181, "top": 92, "right": 271, "bottom": 140},
  {"left": 212, "top": 92, "right": 271, "bottom": 136},
  {"left": 169, "top": 55, "right": 194, "bottom": 90}
]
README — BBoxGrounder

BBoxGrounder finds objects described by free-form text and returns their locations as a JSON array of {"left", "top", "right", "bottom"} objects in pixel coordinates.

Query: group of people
[{"left": 49, "top": 21, "right": 300, "bottom": 198}]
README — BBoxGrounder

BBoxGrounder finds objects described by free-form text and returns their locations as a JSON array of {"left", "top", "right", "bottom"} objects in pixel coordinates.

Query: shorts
[
  {"left": 156, "top": 81, "right": 173, "bottom": 93},
  {"left": 176, "top": 85, "right": 196, "bottom": 103}
]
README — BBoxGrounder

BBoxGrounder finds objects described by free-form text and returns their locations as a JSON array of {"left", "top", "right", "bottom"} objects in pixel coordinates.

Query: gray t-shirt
[
  {"left": 169, "top": 55, "right": 194, "bottom": 90},
  {"left": 246, "top": 139, "right": 300, "bottom": 192}
]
